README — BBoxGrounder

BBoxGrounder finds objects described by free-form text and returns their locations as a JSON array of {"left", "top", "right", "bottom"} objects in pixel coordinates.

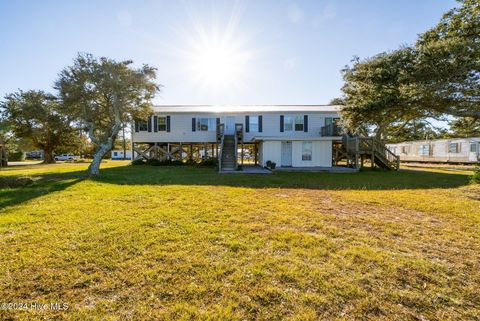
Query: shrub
[
  {"left": 132, "top": 159, "right": 146, "bottom": 165},
  {"left": 270, "top": 162, "right": 276, "bottom": 169},
  {"left": 8, "top": 150, "right": 25, "bottom": 161},
  {"left": 170, "top": 160, "right": 184, "bottom": 166},
  {"left": 471, "top": 165, "right": 480, "bottom": 184},
  {"left": 266, "top": 160, "right": 272, "bottom": 168},
  {"left": 198, "top": 157, "right": 218, "bottom": 167},
  {"left": 145, "top": 158, "right": 163, "bottom": 166}
]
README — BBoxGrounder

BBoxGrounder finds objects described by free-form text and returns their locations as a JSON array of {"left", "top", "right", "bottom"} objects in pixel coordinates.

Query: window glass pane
[
  {"left": 302, "top": 141, "right": 312, "bottom": 161},
  {"left": 295, "top": 116, "right": 304, "bottom": 131},
  {"left": 139, "top": 121, "right": 148, "bottom": 131},
  {"left": 418, "top": 145, "right": 430, "bottom": 156},
  {"left": 449, "top": 143, "right": 459, "bottom": 153},
  {"left": 158, "top": 117, "right": 167, "bottom": 131},
  {"left": 471, "top": 143, "right": 478, "bottom": 153},
  {"left": 196, "top": 118, "right": 216, "bottom": 131},
  {"left": 284, "top": 116, "right": 294, "bottom": 131},
  {"left": 208, "top": 118, "right": 216, "bottom": 131},
  {"left": 325, "top": 117, "right": 332, "bottom": 126},
  {"left": 249, "top": 116, "right": 259, "bottom": 132}
]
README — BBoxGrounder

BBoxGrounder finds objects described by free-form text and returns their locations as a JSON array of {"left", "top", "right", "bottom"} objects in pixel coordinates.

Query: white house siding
[
  {"left": 261, "top": 141, "right": 282, "bottom": 166},
  {"left": 261, "top": 140, "right": 332, "bottom": 167},
  {"left": 132, "top": 111, "right": 341, "bottom": 143}
]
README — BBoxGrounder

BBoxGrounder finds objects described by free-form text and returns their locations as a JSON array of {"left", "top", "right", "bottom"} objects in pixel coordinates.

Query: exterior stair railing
[{"left": 343, "top": 135, "right": 400, "bottom": 170}]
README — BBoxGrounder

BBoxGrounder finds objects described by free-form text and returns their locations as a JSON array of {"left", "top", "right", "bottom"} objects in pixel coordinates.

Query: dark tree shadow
[
  {"left": 0, "top": 171, "right": 85, "bottom": 210},
  {"left": 0, "top": 164, "right": 473, "bottom": 212},
  {"left": 95, "top": 165, "right": 471, "bottom": 190}
]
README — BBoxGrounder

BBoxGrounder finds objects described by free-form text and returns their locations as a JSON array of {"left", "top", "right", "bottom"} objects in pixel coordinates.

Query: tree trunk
[
  {"left": 43, "top": 149, "right": 56, "bottom": 164},
  {"left": 88, "top": 143, "right": 112, "bottom": 177}
]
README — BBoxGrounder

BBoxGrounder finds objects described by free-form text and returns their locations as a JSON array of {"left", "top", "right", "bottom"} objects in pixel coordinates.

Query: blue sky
[{"left": 0, "top": 0, "right": 457, "bottom": 105}]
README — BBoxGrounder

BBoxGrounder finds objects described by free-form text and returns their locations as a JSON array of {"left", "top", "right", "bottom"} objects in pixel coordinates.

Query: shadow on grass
[
  {"left": 95, "top": 165, "right": 471, "bottom": 190},
  {"left": 0, "top": 171, "right": 85, "bottom": 210},
  {"left": 0, "top": 164, "right": 472, "bottom": 211}
]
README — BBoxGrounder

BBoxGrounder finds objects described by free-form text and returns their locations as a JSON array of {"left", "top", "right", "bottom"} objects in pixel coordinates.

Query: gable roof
[{"left": 153, "top": 105, "right": 342, "bottom": 113}]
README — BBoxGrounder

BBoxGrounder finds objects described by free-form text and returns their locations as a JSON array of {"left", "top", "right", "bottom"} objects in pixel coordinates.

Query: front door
[
  {"left": 469, "top": 142, "right": 479, "bottom": 162},
  {"left": 225, "top": 116, "right": 236, "bottom": 135},
  {"left": 281, "top": 141, "right": 292, "bottom": 167}
]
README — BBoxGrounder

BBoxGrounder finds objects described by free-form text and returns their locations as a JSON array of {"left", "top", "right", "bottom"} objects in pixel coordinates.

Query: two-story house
[{"left": 132, "top": 105, "right": 343, "bottom": 171}]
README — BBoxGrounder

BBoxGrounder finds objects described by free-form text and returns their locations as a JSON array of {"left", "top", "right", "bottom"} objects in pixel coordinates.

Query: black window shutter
[
  {"left": 153, "top": 116, "right": 158, "bottom": 132},
  {"left": 166, "top": 116, "right": 171, "bottom": 132},
  {"left": 259, "top": 115, "right": 263, "bottom": 132},
  {"left": 280, "top": 115, "right": 284, "bottom": 132},
  {"left": 216, "top": 118, "right": 220, "bottom": 130},
  {"left": 134, "top": 120, "right": 139, "bottom": 132},
  {"left": 192, "top": 118, "right": 196, "bottom": 131},
  {"left": 245, "top": 115, "right": 250, "bottom": 132},
  {"left": 147, "top": 116, "right": 152, "bottom": 132},
  {"left": 304, "top": 115, "right": 308, "bottom": 132}
]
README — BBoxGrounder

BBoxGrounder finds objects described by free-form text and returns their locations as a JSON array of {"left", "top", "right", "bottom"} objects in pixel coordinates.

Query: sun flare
[{"left": 188, "top": 38, "right": 251, "bottom": 91}]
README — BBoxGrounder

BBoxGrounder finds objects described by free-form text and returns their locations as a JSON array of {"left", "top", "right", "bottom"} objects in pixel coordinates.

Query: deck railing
[
  {"left": 344, "top": 135, "right": 400, "bottom": 170},
  {"left": 320, "top": 123, "right": 342, "bottom": 136}
]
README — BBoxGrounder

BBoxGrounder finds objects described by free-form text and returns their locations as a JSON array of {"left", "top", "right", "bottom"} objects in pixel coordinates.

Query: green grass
[{"left": 0, "top": 162, "right": 479, "bottom": 320}]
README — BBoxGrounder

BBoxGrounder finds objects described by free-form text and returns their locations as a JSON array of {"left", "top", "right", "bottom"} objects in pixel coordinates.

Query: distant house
[
  {"left": 387, "top": 138, "right": 480, "bottom": 163},
  {"left": 111, "top": 150, "right": 133, "bottom": 160},
  {"left": 131, "top": 105, "right": 399, "bottom": 171}
]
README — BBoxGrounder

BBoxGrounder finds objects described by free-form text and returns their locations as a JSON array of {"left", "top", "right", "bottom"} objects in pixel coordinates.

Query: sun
[{"left": 190, "top": 39, "right": 250, "bottom": 90}]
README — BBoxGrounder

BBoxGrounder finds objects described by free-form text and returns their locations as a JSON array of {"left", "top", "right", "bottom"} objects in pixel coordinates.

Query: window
[
  {"left": 449, "top": 143, "right": 459, "bottom": 153},
  {"left": 249, "top": 116, "right": 259, "bottom": 132},
  {"left": 158, "top": 117, "right": 167, "bottom": 131},
  {"left": 196, "top": 118, "right": 216, "bottom": 131},
  {"left": 401, "top": 146, "right": 409, "bottom": 154},
  {"left": 138, "top": 121, "right": 148, "bottom": 131},
  {"left": 295, "top": 116, "right": 304, "bottom": 131},
  {"left": 284, "top": 115, "right": 304, "bottom": 131},
  {"left": 471, "top": 143, "right": 478, "bottom": 153},
  {"left": 302, "top": 141, "right": 312, "bottom": 161},
  {"left": 325, "top": 117, "right": 340, "bottom": 126},
  {"left": 418, "top": 145, "right": 430, "bottom": 156},
  {"left": 113, "top": 151, "right": 118, "bottom": 156}
]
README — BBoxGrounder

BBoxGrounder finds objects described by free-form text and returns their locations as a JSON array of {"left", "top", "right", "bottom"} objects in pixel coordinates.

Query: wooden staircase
[
  {"left": 220, "top": 135, "right": 236, "bottom": 171},
  {"left": 217, "top": 123, "right": 243, "bottom": 172},
  {"left": 335, "top": 135, "right": 400, "bottom": 170}
]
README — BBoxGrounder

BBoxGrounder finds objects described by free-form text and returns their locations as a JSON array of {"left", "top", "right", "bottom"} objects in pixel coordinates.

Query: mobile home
[
  {"left": 111, "top": 150, "right": 133, "bottom": 160},
  {"left": 387, "top": 138, "right": 480, "bottom": 163}
]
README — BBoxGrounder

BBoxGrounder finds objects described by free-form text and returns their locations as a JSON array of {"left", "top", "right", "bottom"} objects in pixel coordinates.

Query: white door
[
  {"left": 281, "top": 141, "right": 292, "bottom": 167},
  {"left": 469, "top": 142, "right": 479, "bottom": 162},
  {"left": 225, "top": 116, "right": 236, "bottom": 135}
]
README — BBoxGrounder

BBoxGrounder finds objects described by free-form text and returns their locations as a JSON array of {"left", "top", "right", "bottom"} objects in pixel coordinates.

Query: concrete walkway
[
  {"left": 219, "top": 165, "right": 272, "bottom": 174},
  {"left": 274, "top": 166, "right": 359, "bottom": 173},
  {"left": 6, "top": 161, "right": 43, "bottom": 166}
]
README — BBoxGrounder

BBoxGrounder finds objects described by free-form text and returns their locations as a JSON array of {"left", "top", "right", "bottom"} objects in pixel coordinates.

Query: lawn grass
[{"left": 0, "top": 162, "right": 479, "bottom": 320}]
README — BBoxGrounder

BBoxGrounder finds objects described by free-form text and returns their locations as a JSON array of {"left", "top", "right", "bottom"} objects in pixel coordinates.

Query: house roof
[{"left": 152, "top": 105, "right": 342, "bottom": 113}]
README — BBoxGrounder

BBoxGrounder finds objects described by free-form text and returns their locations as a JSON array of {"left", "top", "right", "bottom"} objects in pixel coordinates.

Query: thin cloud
[
  {"left": 287, "top": 4, "right": 304, "bottom": 24},
  {"left": 311, "top": 3, "right": 337, "bottom": 28}
]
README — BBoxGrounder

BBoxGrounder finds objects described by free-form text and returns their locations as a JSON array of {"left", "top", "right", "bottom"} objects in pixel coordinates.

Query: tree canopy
[
  {"left": 56, "top": 53, "right": 159, "bottom": 176},
  {"left": 0, "top": 90, "right": 77, "bottom": 163},
  {"left": 340, "top": 0, "right": 479, "bottom": 141}
]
